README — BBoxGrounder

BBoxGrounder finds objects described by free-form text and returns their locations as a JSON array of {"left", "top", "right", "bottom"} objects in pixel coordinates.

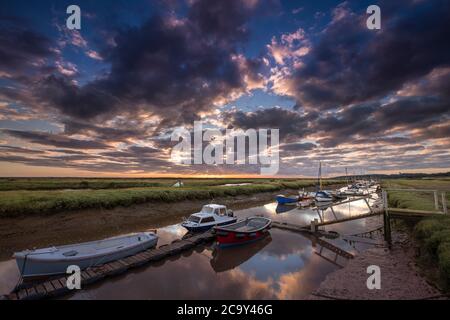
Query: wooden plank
[
  {"left": 26, "top": 287, "right": 37, "bottom": 299},
  {"left": 388, "top": 208, "right": 444, "bottom": 216},
  {"left": 36, "top": 284, "right": 47, "bottom": 296},
  {"left": 43, "top": 281, "right": 54, "bottom": 293},
  {"left": 81, "top": 271, "right": 91, "bottom": 281},
  {"left": 316, "top": 212, "right": 382, "bottom": 227},
  {"left": 51, "top": 279, "right": 63, "bottom": 291},
  {"left": 17, "top": 289, "right": 28, "bottom": 300},
  {"left": 116, "top": 259, "right": 130, "bottom": 268}
]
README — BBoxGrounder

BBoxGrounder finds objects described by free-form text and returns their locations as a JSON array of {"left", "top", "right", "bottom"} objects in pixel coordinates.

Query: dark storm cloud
[
  {"left": 0, "top": 145, "right": 42, "bottom": 154},
  {"left": 223, "top": 107, "right": 314, "bottom": 141},
  {"left": 281, "top": 142, "right": 316, "bottom": 152},
  {"left": 33, "top": 0, "right": 266, "bottom": 125},
  {"left": 373, "top": 97, "right": 449, "bottom": 129},
  {"left": 35, "top": 75, "right": 119, "bottom": 120},
  {"left": 63, "top": 119, "right": 144, "bottom": 141},
  {"left": 0, "top": 16, "right": 55, "bottom": 76},
  {"left": 286, "top": 0, "right": 450, "bottom": 109},
  {"left": 2, "top": 129, "right": 110, "bottom": 149}
]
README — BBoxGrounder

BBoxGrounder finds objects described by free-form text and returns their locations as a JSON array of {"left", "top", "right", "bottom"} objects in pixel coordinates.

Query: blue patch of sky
[
  {"left": 223, "top": 89, "right": 296, "bottom": 112},
  {"left": 0, "top": 119, "right": 61, "bottom": 133}
]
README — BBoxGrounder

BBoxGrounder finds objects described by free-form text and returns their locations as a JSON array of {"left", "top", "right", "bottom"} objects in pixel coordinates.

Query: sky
[{"left": 0, "top": 0, "right": 449, "bottom": 177}]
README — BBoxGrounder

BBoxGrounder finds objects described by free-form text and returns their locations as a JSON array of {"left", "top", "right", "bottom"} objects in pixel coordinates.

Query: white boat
[
  {"left": 14, "top": 232, "right": 158, "bottom": 278},
  {"left": 315, "top": 191, "right": 334, "bottom": 202},
  {"left": 181, "top": 204, "right": 237, "bottom": 232}
]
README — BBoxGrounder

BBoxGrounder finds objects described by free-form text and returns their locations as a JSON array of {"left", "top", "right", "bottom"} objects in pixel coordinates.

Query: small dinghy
[
  {"left": 14, "top": 232, "right": 158, "bottom": 278},
  {"left": 213, "top": 217, "right": 272, "bottom": 247},
  {"left": 181, "top": 204, "right": 237, "bottom": 232},
  {"left": 276, "top": 195, "right": 298, "bottom": 205}
]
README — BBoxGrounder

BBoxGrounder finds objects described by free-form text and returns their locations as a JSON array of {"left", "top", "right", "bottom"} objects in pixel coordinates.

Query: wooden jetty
[{"left": 2, "top": 231, "right": 215, "bottom": 300}]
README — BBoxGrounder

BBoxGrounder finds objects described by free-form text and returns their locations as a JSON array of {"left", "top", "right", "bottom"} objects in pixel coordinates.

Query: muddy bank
[
  {"left": 309, "top": 230, "right": 444, "bottom": 300},
  {"left": 0, "top": 189, "right": 292, "bottom": 261}
]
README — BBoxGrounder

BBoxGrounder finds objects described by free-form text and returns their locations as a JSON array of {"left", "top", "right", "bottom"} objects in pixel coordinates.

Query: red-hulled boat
[{"left": 213, "top": 217, "right": 272, "bottom": 247}]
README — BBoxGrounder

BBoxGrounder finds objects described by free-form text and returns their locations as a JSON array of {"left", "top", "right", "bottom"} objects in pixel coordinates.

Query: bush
[
  {"left": 414, "top": 217, "right": 450, "bottom": 239},
  {"left": 437, "top": 243, "right": 450, "bottom": 287}
]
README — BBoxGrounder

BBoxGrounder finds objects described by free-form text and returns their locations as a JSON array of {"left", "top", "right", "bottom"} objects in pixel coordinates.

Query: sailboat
[{"left": 314, "top": 161, "right": 334, "bottom": 202}]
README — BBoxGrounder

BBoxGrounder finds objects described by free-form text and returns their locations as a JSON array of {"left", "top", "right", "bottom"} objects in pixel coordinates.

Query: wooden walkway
[{"left": 1, "top": 231, "right": 215, "bottom": 300}]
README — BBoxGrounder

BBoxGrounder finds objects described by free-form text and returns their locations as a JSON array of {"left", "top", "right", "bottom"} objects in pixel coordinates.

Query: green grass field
[
  {"left": 382, "top": 179, "right": 450, "bottom": 290},
  {"left": 382, "top": 179, "right": 450, "bottom": 211},
  {"left": 0, "top": 178, "right": 341, "bottom": 217}
]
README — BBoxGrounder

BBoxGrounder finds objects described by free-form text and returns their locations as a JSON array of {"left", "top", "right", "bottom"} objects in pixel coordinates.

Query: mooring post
[
  {"left": 434, "top": 191, "right": 439, "bottom": 211},
  {"left": 382, "top": 190, "right": 391, "bottom": 245},
  {"left": 364, "top": 197, "right": 373, "bottom": 213},
  {"left": 311, "top": 219, "right": 318, "bottom": 233},
  {"left": 442, "top": 192, "right": 448, "bottom": 214}
]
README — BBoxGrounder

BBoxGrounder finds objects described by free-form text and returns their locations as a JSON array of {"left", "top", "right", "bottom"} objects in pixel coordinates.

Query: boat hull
[
  {"left": 14, "top": 233, "right": 158, "bottom": 278},
  {"left": 276, "top": 195, "right": 298, "bottom": 205},
  {"left": 214, "top": 217, "right": 272, "bottom": 248},
  {"left": 182, "top": 218, "right": 237, "bottom": 233},
  {"left": 215, "top": 229, "right": 271, "bottom": 247}
]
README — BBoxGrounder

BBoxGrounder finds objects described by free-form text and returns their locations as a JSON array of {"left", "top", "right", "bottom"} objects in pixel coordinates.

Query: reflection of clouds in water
[
  {"left": 71, "top": 250, "right": 278, "bottom": 300},
  {"left": 156, "top": 224, "right": 189, "bottom": 245},
  {"left": 262, "top": 229, "right": 312, "bottom": 258},
  {"left": 67, "top": 197, "right": 382, "bottom": 300},
  {"left": 276, "top": 254, "right": 338, "bottom": 299}
]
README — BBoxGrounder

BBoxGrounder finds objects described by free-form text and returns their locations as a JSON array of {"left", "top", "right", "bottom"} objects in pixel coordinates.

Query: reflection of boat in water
[
  {"left": 210, "top": 235, "right": 272, "bottom": 272},
  {"left": 275, "top": 204, "right": 297, "bottom": 214}
]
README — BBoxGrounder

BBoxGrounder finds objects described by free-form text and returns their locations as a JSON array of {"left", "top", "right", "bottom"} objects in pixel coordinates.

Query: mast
[{"left": 318, "top": 161, "right": 322, "bottom": 190}]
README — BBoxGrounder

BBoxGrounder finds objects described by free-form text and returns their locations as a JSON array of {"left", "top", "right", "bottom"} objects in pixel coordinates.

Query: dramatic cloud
[
  {"left": 0, "top": 17, "right": 55, "bottom": 78},
  {"left": 0, "top": 0, "right": 448, "bottom": 176},
  {"left": 2, "top": 129, "right": 110, "bottom": 149},
  {"left": 271, "top": 0, "right": 450, "bottom": 109}
]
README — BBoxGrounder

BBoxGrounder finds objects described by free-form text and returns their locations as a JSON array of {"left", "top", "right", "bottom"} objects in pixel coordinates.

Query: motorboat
[
  {"left": 213, "top": 217, "right": 272, "bottom": 247},
  {"left": 14, "top": 232, "right": 158, "bottom": 278},
  {"left": 181, "top": 204, "right": 237, "bottom": 232},
  {"left": 315, "top": 191, "right": 334, "bottom": 202}
]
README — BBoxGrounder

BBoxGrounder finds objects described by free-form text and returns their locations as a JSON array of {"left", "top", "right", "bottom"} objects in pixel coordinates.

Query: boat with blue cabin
[
  {"left": 181, "top": 204, "right": 237, "bottom": 232},
  {"left": 315, "top": 190, "right": 334, "bottom": 202}
]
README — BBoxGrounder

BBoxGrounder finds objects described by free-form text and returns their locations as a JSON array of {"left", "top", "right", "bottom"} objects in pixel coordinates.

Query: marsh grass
[
  {"left": 382, "top": 179, "right": 450, "bottom": 211},
  {"left": 0, "top": 179, "right": 342, "bottom": 217},
  {"left": 382, "top": 179, "right": 450, "bottom": 290},
  {"left": 415, "top": 216, "right": 450, "bottom": 290}
]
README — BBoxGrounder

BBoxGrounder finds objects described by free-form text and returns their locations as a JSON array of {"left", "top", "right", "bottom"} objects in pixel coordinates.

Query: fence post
[
  {"left": 442, "top": 192, "right": 448, "bottom": 214},
  {"left": 382, "top": 190, "right": 391, "bottom": 245},
  {"left": 311, "top": 219, "right": 318, "bottom": 233},
  {"left": 434, "top": 191, "right": 439, "bottom": 211}
]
